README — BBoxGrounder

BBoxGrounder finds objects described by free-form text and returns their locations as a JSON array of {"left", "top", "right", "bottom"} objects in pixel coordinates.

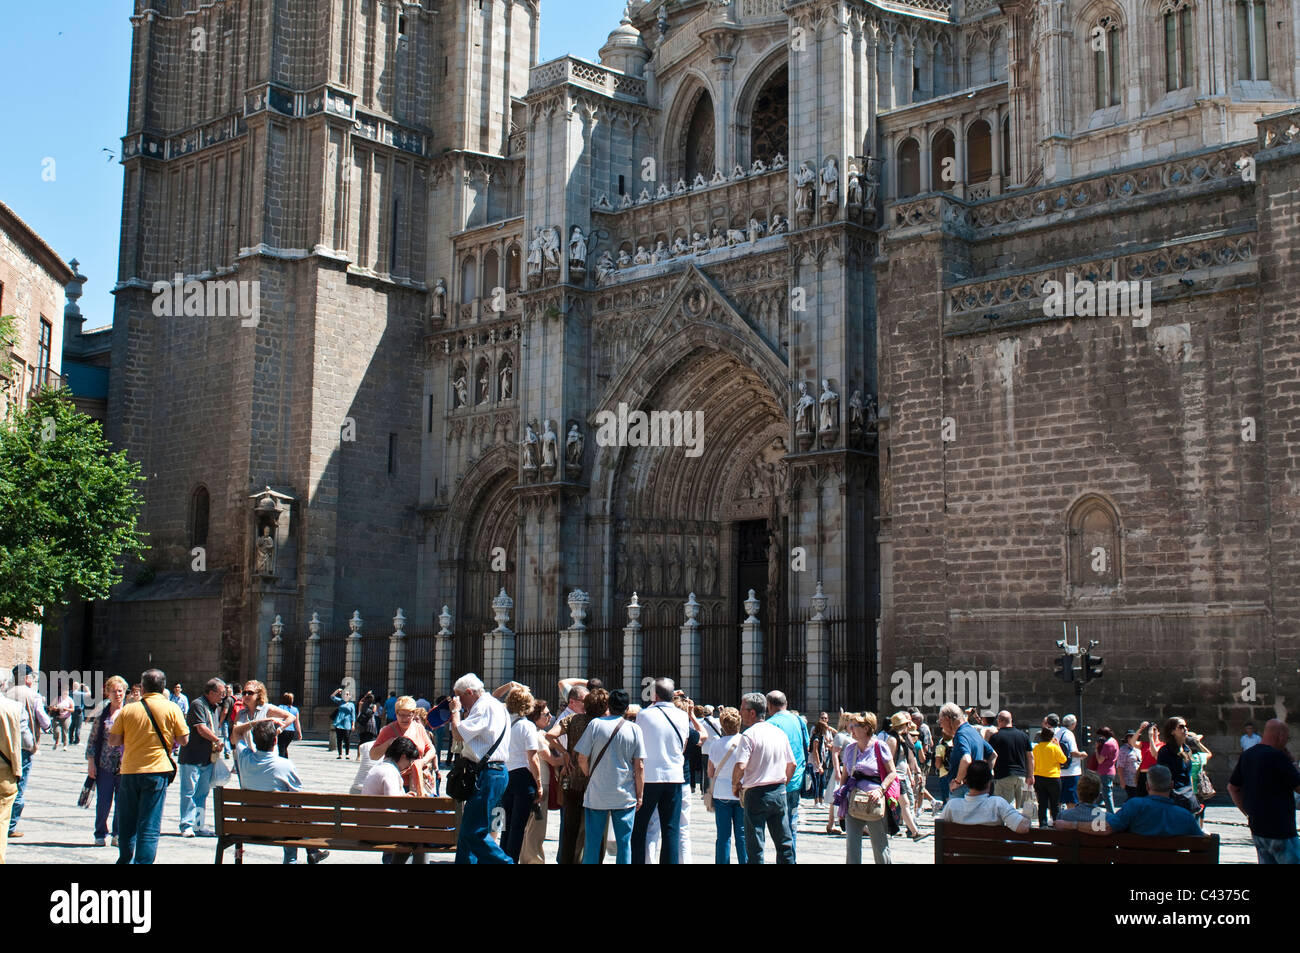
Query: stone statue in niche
[
  {"left": 648, "top": 540, "right": 663, "bottom": 592},
  {"left": 542, "top": 226, "right": 562, "bottom": 269},
  {"left": 794, "top": 381, "right": 816, "bottom": 434},
  {"left": 671, "top": 235, "right": 689, "bottom": 256},
  {"left": 747, "top": 218, "right": 765, "bottom": 243},
  {"left": 849, "top": 389, "right": 865, "bottom": 432},
  {"left": 565, "top": 423, "right": 584, "bottom": 471},
  {"left": 476, "top": 366, "right": 490, "bottom": 404},
  {"left": 692, "top": 232, "right": 709, "bottom": 254},
  {"left": 667, "top": 541, "right": 681, "bottom": 593},
  {"left": 847, "top": 167, "right": 864, "bottom": 207},
  {"left": 702, "top": 540, "right": 717, "bottom": 594},
  {"left": 452, "top": 373, "right": 469, "bottom": 409},
  {"left": 498, "top": 362, "right": 513, "bottom": 400},
  {"left": 794, "top": 161, "right": 816, "bottom": 212},
  {"left": 617, "top": 539, "right": 629, "bottom": 591},
  {"left": 540, "top": 419, "right": 559, "bottom": 471},
  {"left": 819, "top": 379, "right": 839, "bottom": 433},
  {"left": 255, "top": 525, "right": 276, "bottom": 576},
  {"left": 569, "top": 226, "right": 588, "bottom": 269},
  {"left": 630, "top": 539, "right": 646, "bottom": 589},
  {"left": 651, "top": 241, "right": 670, "bottom": 264},
  {"left": 769, "top": 213, "right": 789, "bottom": 234},
  {"left": 595, "top": 251, "right": 616, "bottom": 284},
  {"left": 432, "top": 278, "right": 448, "bottom": 322},
  {"left": 866, "top": 393, "right": 879, "bottom": 428},
  {"left": 520, "top": 422, "right": 540, "bottom": 471},
  {"left": 526, "top": 227, "right": 544, "bottom": 278},
  {"left": 617, "top": 248, "right": 632, "bottom": 268},
  {"left": 820, "top": 157, "right": 840, "bottom": 210},
  {"left": 710, "top": 228, "right": 726, "bottom": 249},
  {"left": 685, "top": 541, "right": 699, "bottom": 593},
  {"left": 634, "top": 245, "right": 651, "bottom": 265}
]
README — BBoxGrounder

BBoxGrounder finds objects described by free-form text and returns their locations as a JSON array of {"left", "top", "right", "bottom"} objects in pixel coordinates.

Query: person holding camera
[{"left": 331, "top": 687, "right": 357, "bottom": 758}]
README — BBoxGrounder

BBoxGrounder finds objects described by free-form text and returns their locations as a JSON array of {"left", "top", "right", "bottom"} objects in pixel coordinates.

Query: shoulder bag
[
  {"left": 585, "top": 719, "right": 625, "bottom": 780},
  {"left": 140, "top": 698, "right": 178, "bottom": 785},
  {"left": 447, "top": 719, "right": 507, "bottom": 802},
  {"left": 847, "top": 741, "right": 889, "bottom": 823},
  {"left": 657, "top": 705, "right": 685, "bottom": 749}
]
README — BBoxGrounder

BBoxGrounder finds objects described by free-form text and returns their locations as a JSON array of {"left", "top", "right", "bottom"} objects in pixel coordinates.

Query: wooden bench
[
  {"left": 214, "top": 787, "right": 459, "bottom": 863},
  {"left": 934, "top": 819, "right": 1219, "bottom": 864}
]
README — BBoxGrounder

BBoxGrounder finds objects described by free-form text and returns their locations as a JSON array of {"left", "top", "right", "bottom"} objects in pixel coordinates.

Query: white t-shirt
[
  {"left": 459, "top": 695, "right": 509, "bottom": 763},
  {"left": 707, "top": 735, "right": 743, "bottom": 800},
  {"left": 349, "top": 741, "right": 377, "bottom": 794},
  {"left": 941, "top": 792, "right": 1027, "bottom": 830},
  {"left": 637, "top": 702, "right": 689, "bottom": 783},
  {"left": 505, "top": 715, "right": 541, "bottom": 771},
  {"left": 735, "top": 721, "right": 795, "bottom": 788},
  {"left": 362, "top": 759, "right": 405, "bottom": 797},
  {"left": 1055, "top": 728, "right": 1081, "bottom": 776},
  {"left": 700, "top": 716, "right": 723, "bottom": 747}
]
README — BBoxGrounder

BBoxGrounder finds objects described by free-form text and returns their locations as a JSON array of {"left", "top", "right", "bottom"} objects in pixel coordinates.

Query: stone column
[
  {"left": 434, "top": 605, "right": 454, "bottom": 696},
  {"left": 679, "top": 593, "right": 701, "bottom": 700},
  {"left": 344, "top": 611, "right": 363, "bottom": 692},
  {"left": 919, "top": 128, "right": 932, "bottom": 192},
  {"left": 266, "top": 616, "right": 284, "bottom": 699},
  {"left": 805, "top": 582, "right": 831, "bottom": 714},
  {"left": 741, "top": 589, "right": 763, "bottom": 693},
  {"left": 485, "top": 588, "right": 515, "bottom": 687},
  {"left": 559, "top": 589, "right": 591, "bottom": 684},
  {"left": 388, "top": 608, "right": 407, "bottom": 700},
  {"left": 622, "top": 591, "right": 643, "bottom": 697},
  {"left": 303, "top": 612, "right": 321, "bottom": 731},
  {"left": 990, "top": 108, "right": 1004, "bottom": 193}
]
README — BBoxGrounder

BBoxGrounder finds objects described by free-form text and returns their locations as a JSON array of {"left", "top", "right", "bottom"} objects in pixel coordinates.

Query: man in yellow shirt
[
  {"left": 109, "top": 669, "right": 188, "bottom": 864},
  {"left": 0, "top": 693, "right": 22, "bottom": 864}
]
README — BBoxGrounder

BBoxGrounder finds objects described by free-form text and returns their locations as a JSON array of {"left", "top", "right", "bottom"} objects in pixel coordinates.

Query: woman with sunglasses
[
  {"left": 369, "top": 696, "right": 437, "bottom": 796},
  {"left": 1157, "top": 716, "right": 1206, "bottom": 822},
  {"left": 234, "top": 681, "right": 294, "bottom": 754}
]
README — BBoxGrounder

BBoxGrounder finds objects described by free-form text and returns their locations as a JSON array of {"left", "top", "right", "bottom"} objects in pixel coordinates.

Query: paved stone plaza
[{"left": 4, "top": 738, "right": 1265, "bottom": 865}]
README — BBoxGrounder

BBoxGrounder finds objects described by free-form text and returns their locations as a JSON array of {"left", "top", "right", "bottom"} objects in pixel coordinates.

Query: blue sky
[{"left": 0, "top": 1, "right": 627, "bottom": 331}]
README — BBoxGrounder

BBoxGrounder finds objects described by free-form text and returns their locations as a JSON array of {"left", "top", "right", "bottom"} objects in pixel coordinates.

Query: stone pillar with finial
[
  {"left": 741, "top": 589, "right": 763, "bottom": 692},
  {"left": 806, "top": 581, "right": 831, "bottom": 713},
  {"left": 267, "top": 615, "right": 284, "bottom": 698},
  {"left": 435, "top": 606, "right": 454, "bottom": 696},
  {"left": 303, "top": 612, "right": 322, "bottom": 731},
  {"left": 679, "top": 593, "right": 701, "bottom": 700},
  {"left": 622, "top": 592, "right": 643, "bottom": 698},
  {"left": 345, "top": 611, "right": 363, "bottom": 697},
  {"left": 560, "top": 590, "right": 590, "bottom": 688},
  {"left": 485, "top": 589, "right": 514, "bottom": 686},
  {"left": 388, "top": 608, "right": 407, "bottom": 699}
]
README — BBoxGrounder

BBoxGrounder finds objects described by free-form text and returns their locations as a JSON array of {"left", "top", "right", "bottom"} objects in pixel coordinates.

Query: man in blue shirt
[
  {"left": 230, "top": 718, "right": 330, "bottom": 864},
  {"left": 1088, "top": 765, "right": 1203, "bottom": 837},
  {"left": 384, "top": 690, "right": 399, "bottom": 725},
  {"left": 765, "top": 691, "right": 810, "bottom": 861},
  {"left": 940, "top": 703, "right": 995, "bottom": 799}
]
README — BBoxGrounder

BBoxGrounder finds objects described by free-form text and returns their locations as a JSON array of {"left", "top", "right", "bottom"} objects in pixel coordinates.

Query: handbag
[
  {"left": 447, "top": 721, "right": 507, "bottom": 801},
  {"left": 703, "top": 738, "right": 739, "bottom": 813},
  {"left": 1195, "top": 768, "right": 1215, "bottom": 801},
  {"left": 849, "top": 788, "right": 886, "bottom": 822},
  {"left": 140, "top": 698, "right": 178, "bottom": 785},
  {"left": 78, "top": 776, "right": 94, "bottom": 808}
]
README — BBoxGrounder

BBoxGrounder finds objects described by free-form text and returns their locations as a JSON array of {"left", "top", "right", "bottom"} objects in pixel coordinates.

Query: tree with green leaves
[{"left": 0, "top": 386, "right": 147, "bottom": 637}]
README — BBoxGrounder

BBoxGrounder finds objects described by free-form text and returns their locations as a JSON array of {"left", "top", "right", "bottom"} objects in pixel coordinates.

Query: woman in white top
[
  {"left": 498, "top": 685, "right": 542, "bottom": 863},
  {"left": 839, "top": 712, "right": 897, "bottom": 865},
  {"left": 705, "top": 706, "right": 747, "bottom": 864},
  {"left": 520, "top": 698, "right": 564, "bottom": 864}
]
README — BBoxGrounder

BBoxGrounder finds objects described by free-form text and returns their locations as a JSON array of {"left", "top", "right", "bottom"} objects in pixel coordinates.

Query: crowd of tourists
[{"left": 0, "top": 661, "right": 1297, "bottom": 865}]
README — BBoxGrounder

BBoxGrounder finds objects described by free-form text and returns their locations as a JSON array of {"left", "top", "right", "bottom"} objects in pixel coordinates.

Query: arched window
[
  {"left": 932, "top": 40, "right": 950, "bottom": 98},
  {"left": 1162, "top": 1, "right": 1194, "bottom": 90},
  {"left": 897, "top": 138, "right": 920, "bottom": 197},
  {"left": 1067, "top": 495, "right": 1121, "bottom": 592},
  {"left": 684, "top": 91, "right": 716, "bottom": 183},
  {"left": 1092, "top": 15, "right": 1121, "bottom": 109},
  {"left": 460, "top": 256, "right": 477, "bottom": 303},
  {"left": 505, "top": 244, "right": 521, "bottom": 292},
  {"left": 482, "top": 248, "right": 500, "bottom": 299},
  {"left": 1235, "top": 0, "right": 1268, "bottom": 80},
  {"left": 749, "top": 64, "right": 789, "bottom": 168},
  {"left": 190, "top": 485, "right": 210, "bottom": 548},
  {"left": 967, "top": 120, "right": 992, "bottom": 184},
  {"left": 931, "top": 129, "right": 956, "bottom": 192}
]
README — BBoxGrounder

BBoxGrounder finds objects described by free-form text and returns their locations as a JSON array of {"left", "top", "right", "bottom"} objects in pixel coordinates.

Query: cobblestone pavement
[{"left": 4, "top": 739, "right": 1265, "bottom": 864}]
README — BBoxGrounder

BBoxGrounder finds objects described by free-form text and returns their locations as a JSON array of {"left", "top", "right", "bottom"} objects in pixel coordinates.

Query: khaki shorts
[{"left": 993, "top": 776, "right": 1028, "bottom": 809}]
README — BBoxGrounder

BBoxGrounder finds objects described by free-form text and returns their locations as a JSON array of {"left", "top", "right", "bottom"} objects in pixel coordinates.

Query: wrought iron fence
[
  {"left": 455, "top": 620, "right": 492, "bottom": 681},
  {"left": 829, "top": 614, "right": 877, "bottom": 713},
  {"left": 277, "top": 635, "right": 305, "bottom": 701},
  {"left": 318, "top": 636, "right": 347, "bottom": 702},
  {"left": 585, "top": 624, "right": 623, "bottom": 691},
  {"left": 765, "top": 612, "right": 808, "bottom": 712},
  {"left": 700, "top": 621, "right": 741, "bottom": 708},
  {"left": 641, "top": 621, "right": 680, "bottom": 686},
  {"left": 515, "top": 624, "right": 559, "bottom": 703},
  {"left": 358, "top": 634, "right": 389, "bottom": 701},
  {"left": 402, "top": 629, "right": 440, "bottom": 698}
]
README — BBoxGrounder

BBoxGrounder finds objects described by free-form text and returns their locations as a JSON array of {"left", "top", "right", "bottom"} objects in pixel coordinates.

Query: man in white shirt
[
  {"left": 630, "top": 677, "right": 690, "bottom": 864},
  {"left": 1240, "top": 723, "right": 1262, "bottom": 752},
  {"left": 1048, "top": 713, "right": 1084, "bottom": 809},
  {"left": 940, "top": 759, "right": 1032, "bottom": 832},
  {"left": 732, "top": 693, "right": 796, "bottom": 864},
  {"left": 449, "top": 672, "right": 512, "bottom": 864}
]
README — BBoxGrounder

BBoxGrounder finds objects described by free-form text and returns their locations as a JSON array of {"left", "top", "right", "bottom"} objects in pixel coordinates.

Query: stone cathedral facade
[{"left": 99, "top": 0, "right": 1300, "bottom": 738}]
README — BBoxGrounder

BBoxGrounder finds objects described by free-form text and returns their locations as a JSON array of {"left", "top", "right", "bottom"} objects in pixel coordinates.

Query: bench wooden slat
[
  {"left": 229, "top": 837, "right": 453, "bottom": 853},
  {"left": 224, "top": 821, "right": 457, "bottom": 844},
  {"left": 219, "top": 790, "right": 456, "bottom": 813},
  {"left": 935, "top": 821, "right": 1219, "bottom": 865},
  {"left": 223, "top": 806, "right": 456, "bottom": 827}
]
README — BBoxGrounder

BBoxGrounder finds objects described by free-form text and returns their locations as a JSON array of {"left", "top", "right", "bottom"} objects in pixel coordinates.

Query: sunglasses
[{"left": 242, "top": 690, "right": 257, "bottom": 696}]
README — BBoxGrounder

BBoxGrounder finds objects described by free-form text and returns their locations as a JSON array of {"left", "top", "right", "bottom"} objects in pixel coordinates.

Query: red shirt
[
  {"left": 1138, "top": 739, "right": 1161, "bottom": 771},
  {"left": 372, "top": 720, "right": 434, "bottom": 792}
]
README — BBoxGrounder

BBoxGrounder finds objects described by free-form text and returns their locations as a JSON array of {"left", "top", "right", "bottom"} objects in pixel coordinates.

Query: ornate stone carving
[
  {"left": 595, "top": 250, "right": 616, "bottom": 284},
  {"left": 819, "top": 156, "right": 840, "bottom": 217},
  {"left": 568, "top": 226, "right": 588, "bottom": 272},
  {"left": 702, "top": 540, "right": 718, "bottom": 593},
  {"left": 255, "top": 526, "right": 275, "bottom": 575},
  {"left": 540, "top": 419, "right": 559, "bottom": 474},
  {"left": 526, "top": 226, "right": 544, "bottom": 283},
  {"left": 520, "top": 422, "right": 540, "bottom": 476},
  {"left": 794, "top": 160, "right": 816, "bottom": 212},
  {"left": 565, "top": 423, "right": 584, "bottom": 477},
  {"left": 818, "top": 379, "right": 839, "bottom": 444},
  {"left": 794, "top": 380, "right": 816, "bottom": 434}
]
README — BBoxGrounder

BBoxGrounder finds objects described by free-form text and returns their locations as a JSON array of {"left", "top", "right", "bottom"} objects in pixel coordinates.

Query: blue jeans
[
  {"left": 8, "top": 749, "right": 31, "bottom": 833},
  {"left": 785, "top": 785, "right": 801, "bottom": 861},
  {"left": 584, "top": 807, "right": 634, "bottom": 864},
  {"left": 743, "top": 783, "right": 794, "bottom": 864},
  {"left": 1252, "top": 834, "right": 1300, "bottom": 864},
  {"left": 116, "top": 772, "right": 170, "bottom": 864},
  {"left": 179, "top": 762, "right": 213, "bottom": 832},
  {"left": 1098, "top": 775, "right": 1117, "bottom": 813},
  {"left": 94, "top": 770, "right": 120, "bottom": 839},
  {"left": 713, "top": 797, "right": 748, "bottom": 864},
  {"left": 454, "top": 764, "right": 512, "bottom": 864},
  {"left": 631, "top": 782, "right": 683, "bottom": 864}
]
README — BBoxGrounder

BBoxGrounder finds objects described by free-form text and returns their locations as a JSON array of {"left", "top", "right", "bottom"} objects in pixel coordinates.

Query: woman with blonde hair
[
  {"left": 235, "top": 680, "right": 293, "bottom": 754},
  {"left": 85, "top": 676, "right": 129, "bottom": 847},
  {"left": 705, "top": 707, "right": 747, "bottom": 863},
  {"left": 369, "top": 695, "right": 437, "bottom": 795},
  {"left": 499, "top": 685, "right": 542, "bottom": 862},
  {"left": 835, "top": 712, "right": 897, "bottom": 864}
]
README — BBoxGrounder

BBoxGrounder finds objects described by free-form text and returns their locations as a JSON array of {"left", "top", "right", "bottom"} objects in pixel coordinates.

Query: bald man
[
  {"left": 988, "top": 710, "right": 1032, "bottom": 809},
  {"left": 1229, "top": 719, "right": 1300, "bottom": 864}
]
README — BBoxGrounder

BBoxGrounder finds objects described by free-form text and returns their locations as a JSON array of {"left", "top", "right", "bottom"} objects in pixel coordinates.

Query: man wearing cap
[{"left": 5, "top": 664, "right": 51, "bottom": 839}]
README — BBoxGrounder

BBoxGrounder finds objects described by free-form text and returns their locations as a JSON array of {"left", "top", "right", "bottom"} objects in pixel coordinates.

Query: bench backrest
[
  {"left": 934, "top": 820, "right": 1219, "bottom": 864},
  {"left": 215, "top": 787, "right": 458, "bottom": 848}
]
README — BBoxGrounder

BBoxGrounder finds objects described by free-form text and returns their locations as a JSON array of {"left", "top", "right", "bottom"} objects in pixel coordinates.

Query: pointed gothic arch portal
[
  {"left": 456, "top": 469, "right": 518, "bottom": 677},
  {"left": 608, "top": 342, "right": 788, "bottom": 705},
  {"left": 684, "top": 90, "right": 716, "bottom": 184},
  {"left": 749, "top": 64, "right": 789, "bottom": 168}
]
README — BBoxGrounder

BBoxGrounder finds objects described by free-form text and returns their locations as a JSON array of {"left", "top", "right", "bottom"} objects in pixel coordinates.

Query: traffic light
[
  {"left": 1054, "top": 654, "right": 1074, "bottom": 682},
  {"left": 1080, "top": 724, "right": 1093, "bottom": 747},
  {"left": 1084, "top": 652, "right": 1104, "bottom": 681}
]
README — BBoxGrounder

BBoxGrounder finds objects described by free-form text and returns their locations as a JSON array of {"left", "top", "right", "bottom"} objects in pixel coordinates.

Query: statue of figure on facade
[
  {"left": 849, "top": 389, "right": 865, "bottom": 432},
  {"left": 820, "top": 157, "right": 840, "bottom": 210},
  {"left": 819, "top": 379, "right": 839, "bottom": 433},
  {"left": 769, "top": 212, "right": 789, "bottom": 234},
  {"left": 477, "top": 366, "right": 491, "bottom": 404},
  {"left": 847, "top": 166, "right": 864, "bottom": 208},
  {"left": 702, "top": 540, "right": 718, "bottom": 593},
  {"left": 432, "top": 278, "right": 448, "bottom": 322},
  {"left": 651, "top": 240, "right": 670, "bottom": 264},
  {"left": 794, "top": 161, "right": 816, "bottom": 212},
  {"left": 540, "top": 419, "right": 559, "bottom": 471},
  {"left": 255, "top": 525, "right": 276, "bottom": 576},
  {"left": 617, "top": 247, "right": 633, "bottom": 268},
  {"left": 863, "top": 161, "right": 880, "bottom": 216},
  {"left": 526, "top": 227, "right": 544, "bottom": 279},
  {"left": 520, "top": 422, "right": 540, "bottom": 471},
  {"left": 565, "top": 423, "right": 584, "bottom": 471},
  {"left": 866, "top": 393, "right": 879, "bottom": 428},
  {"left": 452, "top": 374, "right": 469, "bottom": 409},
  {"left": 569, "top": 226, "right": 588, "bottom": 269},
  {"left": 667, "top": 541, "right": 681, "bottom": 593},
  {"left": 671, "top": 235, "right": 689, "bottom": 256},
  {"left": 794, "top": 381, "right": 816, "bottom": 434},
  {"left": 747, "top": 218, "right": 765, "bottom": 243},
  {"left": 634, "top": 245, "right": 651, "bottom": 265},
  {"left": 630, "top": 538, "right": 646, "bottom": 588},
  {"left": 595, "top": 250, "right": 616, "bottom": 284},
  {"left": 542, "top": 226, "right": 562, "bottom": 269},
  {"left": 499, "top": 362, "right": 513, "bottom": 400},
  {"left": 657, "top": 3, "right": 668, "bottom": 37},
  {"left": 648, "top": 540, "right": 663, "bottom": 592},
  {"left": 710, "top": 228, "right": 726, "bottom": 249},
  {"left": 617, "top": 539, "right": 629, "bottom": 592},
  {"left": 692, "top": 232, "right": 709, "bottom": 254},
  {"left": 685, "top": 541, "right": 699, "bottom": 593}
]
